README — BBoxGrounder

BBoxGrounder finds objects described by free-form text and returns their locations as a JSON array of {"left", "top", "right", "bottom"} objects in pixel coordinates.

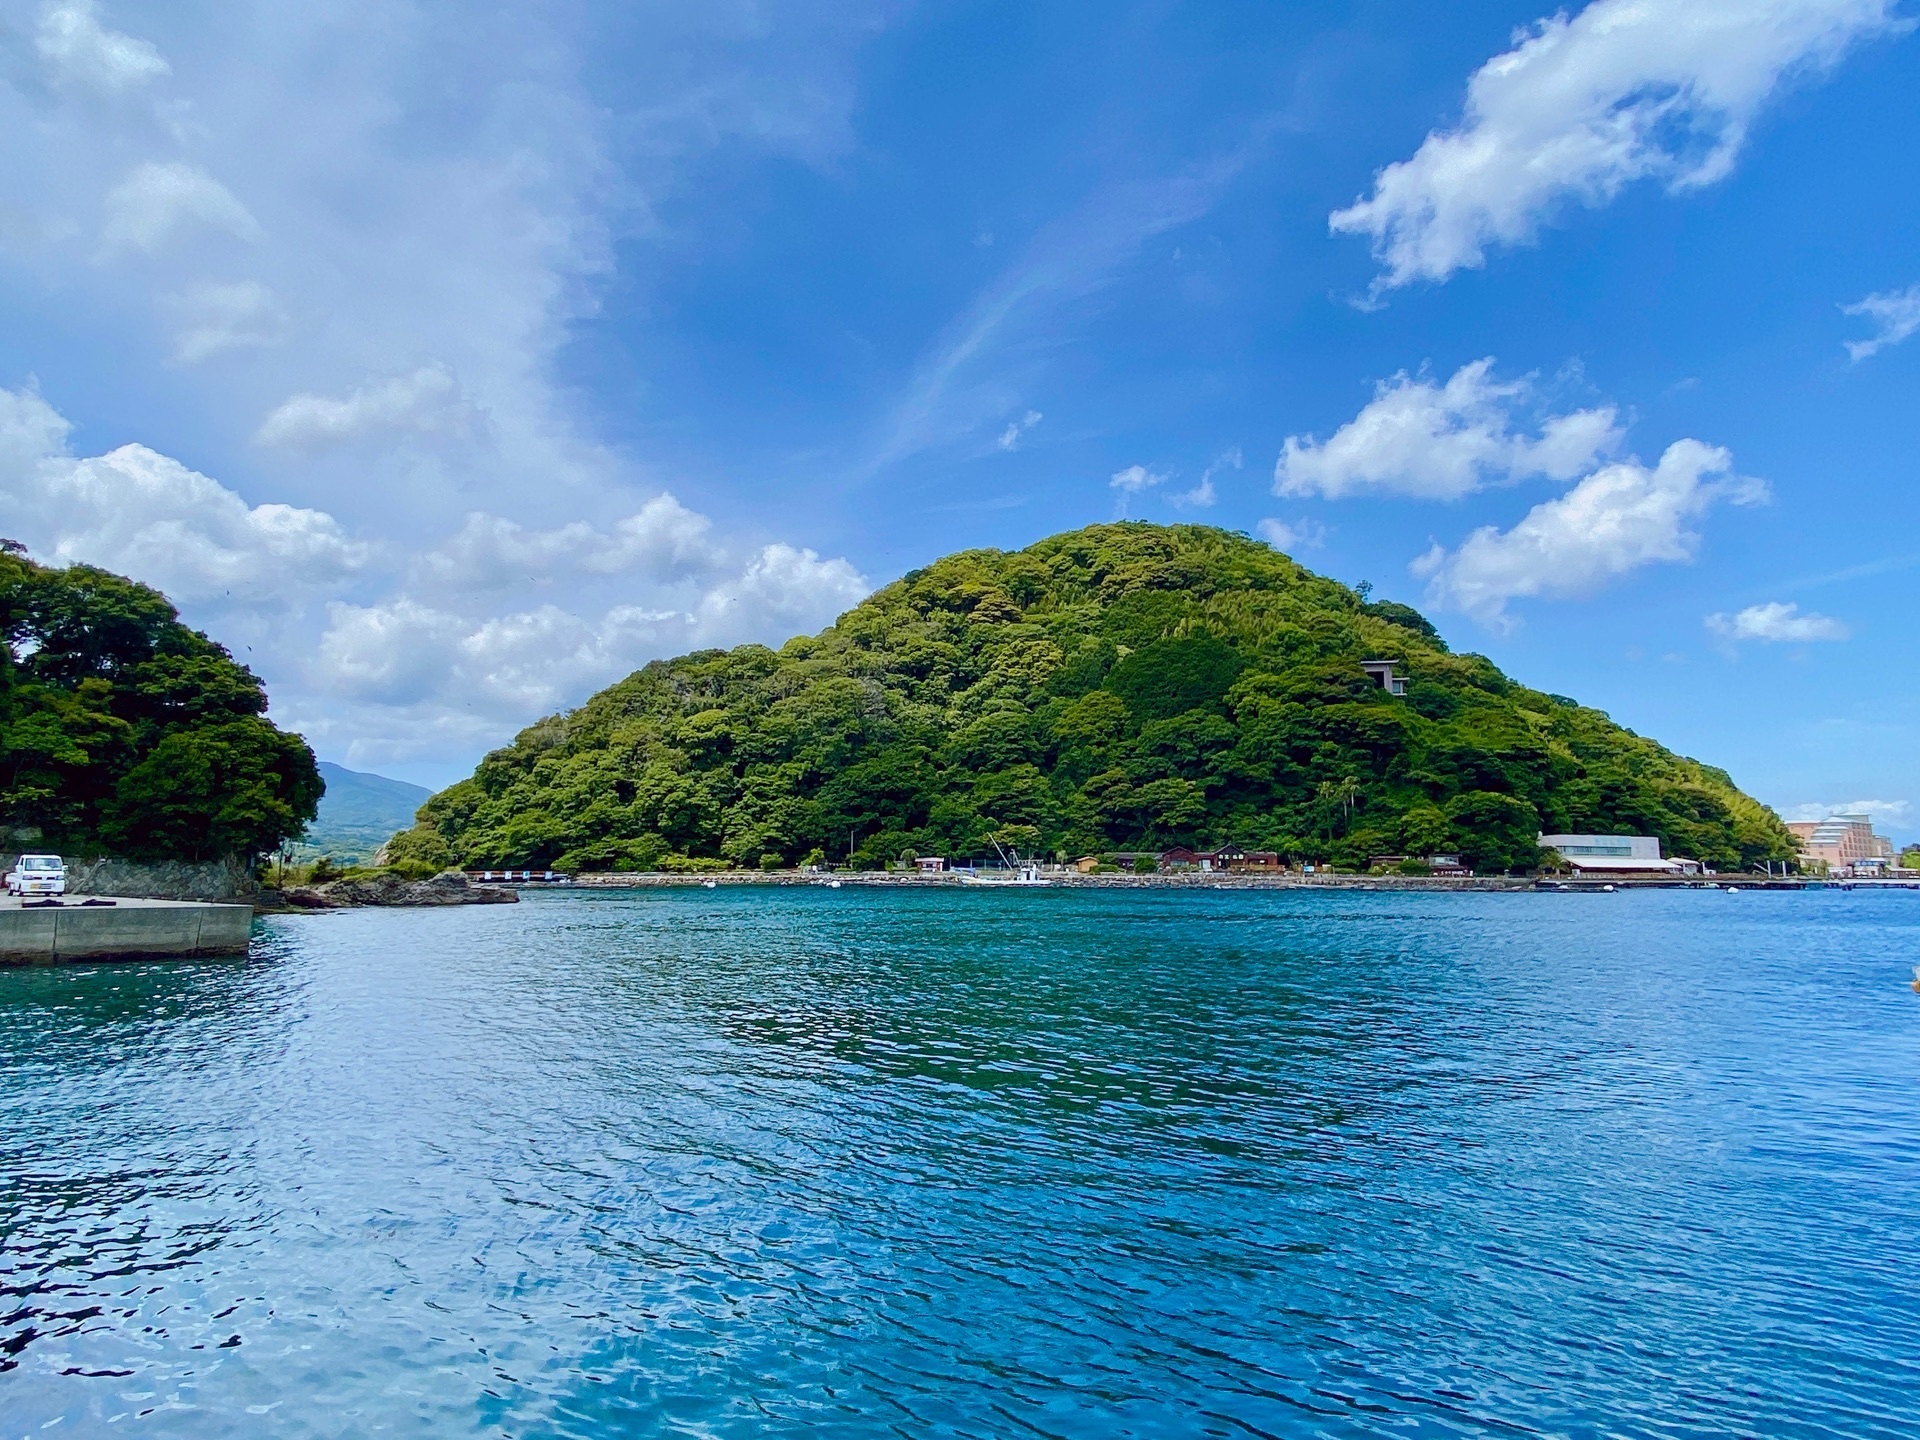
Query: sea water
[{"left": 2, "top": 887, "right": 1916, "bottom": 1438}]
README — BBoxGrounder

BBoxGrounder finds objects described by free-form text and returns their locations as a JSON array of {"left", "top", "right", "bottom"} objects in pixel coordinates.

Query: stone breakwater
[{"left": 278, "top": 870, "right": 519, "bottom": 910}]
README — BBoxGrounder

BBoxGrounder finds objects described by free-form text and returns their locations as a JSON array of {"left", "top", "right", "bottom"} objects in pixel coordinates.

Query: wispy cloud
[
  {"left": 866, "top": 156, "right": 1247, "bottom": 475},
  {"left": 1167, "top": 447, "right": 1239, "bottom": 508},
  {"left": 1258, "top": 516, "right": 1327, "bottom": 551},
  {"left": 1842, "top": 284, "right": 1920, "bottom": 361},
  {"left": 1109, "top": 463, "right": 1165, "bottom": 516},
  {"left": 255, "top": 364, "right": 483, "bottom": 452},
  {"left": 37, "top": 1, "right": 171, "bottom": 94},
  {"left": 1706, "top": 601, "right": 1849, "bottom": 643},
  {"left": 997, "top": 409, "right": 1043, "bottom": 450},
  {"left": 102, "top": 161, "right": 260, "bottom": 253},
  {"left": 164, "top": 281, "right": 289, "bottom": 364},
  {"left": 1774, "top": 551, "right": 1920, "bottom": 592},
  {"left": 1782, "top": 798, "right": 1907, "bottom": 823}
]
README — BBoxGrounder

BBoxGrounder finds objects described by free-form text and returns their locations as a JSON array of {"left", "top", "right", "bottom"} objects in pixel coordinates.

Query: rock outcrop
[{"left": 284, "top": 869, "right": 518, "bottom": 909}]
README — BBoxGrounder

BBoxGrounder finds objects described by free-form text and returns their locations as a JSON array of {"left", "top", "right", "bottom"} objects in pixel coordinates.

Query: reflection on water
[{"left": 2, "top": 889, "right": 1918, "bottom": 1436}]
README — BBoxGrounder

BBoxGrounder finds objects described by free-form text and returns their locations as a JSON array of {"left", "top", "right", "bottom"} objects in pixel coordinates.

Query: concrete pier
[{"left": 0, "top": 895, "right": 252, "bottom": 965}]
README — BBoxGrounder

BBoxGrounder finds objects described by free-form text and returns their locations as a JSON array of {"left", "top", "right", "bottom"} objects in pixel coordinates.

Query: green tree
[
  {"left": 103, "top": 720, "right": 324, "bottom": 861},
  {"left": 1, "top": 545, "right": 320, "bottom": 859},
  {"left": 1315, "top": 776, "right": 1361, "bottom": 837},
  {"left": 1444, "top": 791, "right": 1543, "bottom": 874},
  {"left": 1399, "top": 801, "right": 1452, "bottom": 855}
]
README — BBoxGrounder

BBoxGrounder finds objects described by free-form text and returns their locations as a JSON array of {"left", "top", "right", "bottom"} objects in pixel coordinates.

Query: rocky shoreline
[
  {"left": 265, "top": 869, "right": 519, "bottom": 911},
  {"left": 250, "top": 870, "right": 1852, "bottom": 912}
]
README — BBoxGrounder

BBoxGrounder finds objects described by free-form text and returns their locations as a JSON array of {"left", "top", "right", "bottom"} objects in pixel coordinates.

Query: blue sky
[{"left": 0, "top": 0, "right": 1915, "bottom": 838}]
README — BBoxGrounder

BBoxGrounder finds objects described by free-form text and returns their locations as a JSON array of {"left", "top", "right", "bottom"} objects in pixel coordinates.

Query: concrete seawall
[{"left": 0, "top": 897, "right": 252, "bottom": 965}]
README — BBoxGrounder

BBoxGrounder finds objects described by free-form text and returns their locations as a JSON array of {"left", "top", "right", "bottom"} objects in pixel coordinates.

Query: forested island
[
  {"left": 387, "top": 524, "right": 1793, "bottom": 875},
  {"left": 0, "top": 541, "right": 321, "bottom": 860}
]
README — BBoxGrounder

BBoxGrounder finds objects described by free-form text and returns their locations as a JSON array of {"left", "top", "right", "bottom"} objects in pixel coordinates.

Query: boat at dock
[
  {"left": 965, "top": 863, "right": 1051, "bottom": 887},
  {"left": 964, "top": 840, "right": 1052, "bottom": 886}
]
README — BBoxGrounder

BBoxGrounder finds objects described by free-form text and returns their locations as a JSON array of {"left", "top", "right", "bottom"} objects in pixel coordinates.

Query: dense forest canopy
[
  {"left": 0, "top": 541, "right": 323, "bottom": 860},
  {"left": 388, "top": 524, "right": 1794, "bottom": 874}
]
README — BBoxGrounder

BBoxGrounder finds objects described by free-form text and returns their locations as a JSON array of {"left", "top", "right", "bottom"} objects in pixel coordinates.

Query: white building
[
  {"left": 1538, "top": 833, "right": 1690, "bottom": 876},
  {"left": 1360, "top": 660, "right": 1407, "bottom": 696}
]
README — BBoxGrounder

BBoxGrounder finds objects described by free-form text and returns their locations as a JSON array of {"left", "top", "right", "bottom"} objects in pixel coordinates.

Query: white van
[{"left": 6, "top": 854, "right": 67, "bottom": 896}]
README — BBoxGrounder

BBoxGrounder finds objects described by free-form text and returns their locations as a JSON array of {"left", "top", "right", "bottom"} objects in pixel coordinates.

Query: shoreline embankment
[
  {"left": 0, "top": 895, "right": 252, "bottom": 964},
  {"left": 553, "top": 871, "right": 1840, "bottom": 893}
]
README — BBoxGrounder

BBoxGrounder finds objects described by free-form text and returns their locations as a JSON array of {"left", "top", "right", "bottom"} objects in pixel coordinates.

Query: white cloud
[
  {"left": 1842, "top": 284, "right": 1920, "bottom": 361},
  {"left": 1331, "top": 0, "right": 1904, "bottom": 291},
  {"left": 0, "top": 385, "right": 72, "bottom": 474},
  {"left": 997, "top": 410, "right": 1043, "bottom": 450},
  {"left": 414, "top": 495, "right": 722, "bottom": 591},
  {"left": 102, "top": 161, "right": 260, "bottom": 252},
  {"left": 4, "top": 381, "right": 870, "bottom": 769},
  {"left": 1258, "top": 517, "right": 1328, "bottom": 551},
  {"left": 317, "top": 544, "right": 866, "bottom": 718},
  {"left": 314, "top": 598, "right": 474, "bottom": 707},
  {"left": 1782, "top": 799, "right": 1907, "bottom": 822},
  {"left": 254, "top": 363, "right": 481, "bottom": 451},
  {"left": 1171, "top": 447, "right": 1240, "bottom": 508},
  {"left": 2, "top": 0, "right": 895, "bottom": 528},
  {"left": 1706, "top": 601, "right": 1849, "bottom": 643},
  {"left": 1416, "top": 439, "right": 1766, "bottom": 627},
  {"left": 164, "top": 280, "right": 289, "bottom": 364},
  {"left": 1109, "top": 464, "right": 1164, "bottom": 495},
  {"left": 1277, "top": 359, "right": 1623, "bottom": 500},
  {"left": 315, "top": 598, "right": 678, "bottom": 714},
  {"left": 692, "top": 543, "right": 869, "bottom": 646},
  {"left": 1108, "top": 463, "right": 1168, "bottom": 518},
  {"left": 0, "top": 383, "right": 369, "bottom": 605},
  {"left": 1169, "top": 477, "right": 1215, "bottom": 508},
  {"left": 37, "top": 1, "right": 170, "bottom": 93},
  {"left": 0, "top": 3, "right": 898, "bottom": 768}
]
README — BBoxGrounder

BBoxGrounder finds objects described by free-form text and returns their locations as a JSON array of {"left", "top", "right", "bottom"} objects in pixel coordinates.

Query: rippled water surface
[{"left": 3, "top": 887, "right": 1918, "bottom": 1437}]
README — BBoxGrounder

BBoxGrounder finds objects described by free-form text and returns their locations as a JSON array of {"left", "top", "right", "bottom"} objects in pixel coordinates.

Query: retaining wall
[{"left": 61, "top": 857, "right": 257, "bottom": 902}]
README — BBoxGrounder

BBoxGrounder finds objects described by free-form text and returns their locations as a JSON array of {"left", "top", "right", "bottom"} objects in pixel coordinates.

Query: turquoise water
[{"left": 2, "top": 888, "right": 1917, "bottom": 1437}]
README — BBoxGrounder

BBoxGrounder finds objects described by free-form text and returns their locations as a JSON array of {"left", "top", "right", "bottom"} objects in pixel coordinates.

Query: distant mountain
[{"left": 299, "top": 763, "right": 432, "bottom": 863}]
